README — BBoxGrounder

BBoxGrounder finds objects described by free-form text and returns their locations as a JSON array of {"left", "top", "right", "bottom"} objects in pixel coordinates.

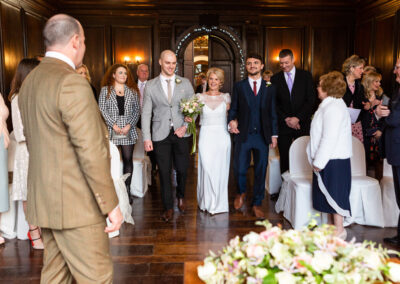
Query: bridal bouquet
[
  {"left": 180, "top": 96, "right": 204, "bottom": 154},
  {"left": 198, "top": 220, "right": 400, "bottom": 284}
]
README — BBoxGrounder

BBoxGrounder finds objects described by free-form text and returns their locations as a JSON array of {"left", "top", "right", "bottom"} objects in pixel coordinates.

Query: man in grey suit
[{"left": 142, "top": 50, "right": 194, "bottom": 222}]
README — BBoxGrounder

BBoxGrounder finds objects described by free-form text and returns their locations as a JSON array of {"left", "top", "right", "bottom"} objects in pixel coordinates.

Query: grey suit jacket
[{"left": 142, "top": 75, "right": 194, "bottom": 142}]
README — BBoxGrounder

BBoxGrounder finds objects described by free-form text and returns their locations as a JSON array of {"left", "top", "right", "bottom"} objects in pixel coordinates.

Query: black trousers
[
  {"left": 392, "top": 165, "right": 400, "bottom": 235},
  {"left": 277, "top": 133, "right": 304, "bottom": 174},
  {"left": 153, "top": 130, "right": 189, "bottom": 210}
]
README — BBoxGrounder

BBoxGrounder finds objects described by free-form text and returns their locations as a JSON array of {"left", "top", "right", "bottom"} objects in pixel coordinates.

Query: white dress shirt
[
  {"left": 284, "top": 66, "right": 296, "bottom": 87},
  {"left": 160, "top": 74, "right": 175, "bottom": 100},
  {"left": 45, "top": 51, "right": 75, "bottom": 69},
  {"left": 248, "top": 77, "right": 262, "bottom": 94},
  {"left": 307, "top": 96, "right": 352, "bottom": 170}
]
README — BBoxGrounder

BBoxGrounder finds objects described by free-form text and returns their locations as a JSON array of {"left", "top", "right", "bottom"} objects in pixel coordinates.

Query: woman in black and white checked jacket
[{"left": 99, "top": 64, "right": 140, "bottom": 203}]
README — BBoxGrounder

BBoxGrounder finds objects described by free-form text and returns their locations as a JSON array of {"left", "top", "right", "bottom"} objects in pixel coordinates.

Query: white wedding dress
[{"left": 197, "top": 93, "right": 231, "bottom": 214}]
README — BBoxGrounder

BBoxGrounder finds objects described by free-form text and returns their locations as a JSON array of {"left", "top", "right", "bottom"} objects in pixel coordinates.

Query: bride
[{"left": 197, "top": 67, "right": 231, "bottom": 214}]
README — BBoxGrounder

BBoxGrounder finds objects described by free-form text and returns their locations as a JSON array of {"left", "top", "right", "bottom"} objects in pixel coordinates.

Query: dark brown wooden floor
[{"left": 0, "top": 155, "right": 398, "bottom": 283}]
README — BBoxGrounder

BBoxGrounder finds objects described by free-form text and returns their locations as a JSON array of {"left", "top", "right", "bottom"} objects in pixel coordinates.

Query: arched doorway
[{"left": 175, "top": 25, "right": 245, "bottom": 95}]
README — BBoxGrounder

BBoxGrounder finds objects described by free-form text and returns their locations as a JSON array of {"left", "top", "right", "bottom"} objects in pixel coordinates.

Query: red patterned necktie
[{"left": 253, "top": 81, "right": 257, "bottom": 96}]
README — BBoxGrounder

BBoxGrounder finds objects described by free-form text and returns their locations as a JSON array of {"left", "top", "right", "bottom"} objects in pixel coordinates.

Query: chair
[
  {"left": 343, "top": 137, "right": 384, "bottom": 227},
  {"left": 275, "top": 136, "right": 328, "bottom": 230},
  {"left": 265, "top": 147, "right": 282, "bottom": 195},
  {"left": 380, "top": 159, "right": 399, "bottom": 227},
  {"left": 0, "top": 132, "right": 29, "bottom": 240},
  {"left": 130, "top": 127, "right": 152, "bottom": 198}
]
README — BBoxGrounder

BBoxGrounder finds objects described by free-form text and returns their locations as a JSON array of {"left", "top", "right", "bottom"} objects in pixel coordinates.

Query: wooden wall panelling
[
  {"left": 112, "top": 25, "right": 153, "bottom": 80},
  {"left": 264, "top": 27, "right": 304, "bottom": 74},
  {"left": 373, "top": 15, "right": 395, "bottom": 93},
  {"left": 24, "top": 11, "right": 45, "bottom": 58},
  {"left": 245, "top": 24, "right": 260, "bottom": 55},
  {"left": 311, "top": 26, "right": 349, "bottom": 81},
  {"left": 1, "top": 2, "right": 24, "bottom": 96},
  {"left": 82, "top": 26, "right": 106, "bottom": 94},
  {"left": 354, "top": 20, "right": 373, "bottom": 63}
]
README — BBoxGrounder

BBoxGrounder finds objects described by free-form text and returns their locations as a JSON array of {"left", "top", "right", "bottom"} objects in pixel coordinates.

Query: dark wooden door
[{"left": 208, "top": 35, "right": 234, "bottom": 95}]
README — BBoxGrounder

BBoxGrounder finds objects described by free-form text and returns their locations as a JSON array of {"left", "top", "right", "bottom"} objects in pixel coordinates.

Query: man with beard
[{"left": 228, "top": 53, "right": 278, "bottom": 218}]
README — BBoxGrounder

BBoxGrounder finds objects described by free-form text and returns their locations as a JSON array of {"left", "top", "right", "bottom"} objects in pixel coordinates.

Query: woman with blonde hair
[
  {"left": 361, "top": 71, "right": 384, "bottom": 178},
  {"left": 76, "top": 64, "right": 98, "bottom": 101},
  {"left": 196, "top": 67, "right": 231, "bottom": 214},
  {"left": 308, "top": 71, "right": 352, "bottom": 239},
  {"left": 99, "top": 63, "right": 140, "bottom": 203},
  {"left": 342, "top": 55, "right": 367, "bottom": 142}
]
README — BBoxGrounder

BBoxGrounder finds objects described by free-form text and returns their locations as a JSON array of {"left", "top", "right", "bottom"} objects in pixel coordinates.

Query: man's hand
[
  {"left": 144, "top": 140, "right": 153, "bottom": 152},
  {"left": 184, "top": 116, "right": 193, "bottom": 123},
  {"left": 105, "top": 206, "right": 123, "bottom": 233},
  {"left": 373, "top": 130, "right": 382, "bottom": 139},
  {"left": 362, "top": 101, "right": 371, "bottom": 110},
  {"left": 285, "top": 117, "right": 300, "bottom": 130},
  {"left": 174, "top": 126, "right": 187, "bottom": 138},
  {"left": 121, "top": 124, "right": 131, "bottom": 135},
  {"left": 270, "top": 137, "right": 277, "bottom": 148},
  {"left": 228, "top": 120, "right": 240, "bottom": 134},
  {"left": 375, "top": 103, "right": 390, "bottom": 118}
]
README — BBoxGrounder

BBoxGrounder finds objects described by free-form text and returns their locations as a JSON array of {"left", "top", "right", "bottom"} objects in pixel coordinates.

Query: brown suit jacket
[{"left": 19, "top": 57, "right": 118, "bottom": 229}]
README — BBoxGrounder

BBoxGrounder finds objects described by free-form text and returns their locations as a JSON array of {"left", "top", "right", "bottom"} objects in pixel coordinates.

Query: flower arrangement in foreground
[
  {"left": 198, "top": 220, "right": 400, "bottom": 283},
  {"left": 180, "top": 96, "right": 204, "bottom": 154}
]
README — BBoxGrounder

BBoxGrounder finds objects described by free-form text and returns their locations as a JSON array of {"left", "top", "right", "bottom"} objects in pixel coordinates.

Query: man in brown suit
[{"left": 19, "top": 14, "right": 122, "bottom": 283}]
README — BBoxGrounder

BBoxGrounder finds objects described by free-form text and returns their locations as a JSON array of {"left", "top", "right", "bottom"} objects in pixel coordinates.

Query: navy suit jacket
[
  {"left": 228, "top": 78, "right": 278, "bottom": 144},
  {"left": 270, "top": 69, "right": 315, "bottom": 135},
  {"left": 385, "top": 85, "right": 400, "bottom": 166}
]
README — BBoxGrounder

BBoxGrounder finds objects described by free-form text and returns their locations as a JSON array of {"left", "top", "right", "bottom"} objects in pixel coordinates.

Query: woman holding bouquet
[
  {"left": 307, "top": 71, "right": 352, "bottom": 240},
  {"left": 196, "top": 67, "right": 231, "bottom": 214}
]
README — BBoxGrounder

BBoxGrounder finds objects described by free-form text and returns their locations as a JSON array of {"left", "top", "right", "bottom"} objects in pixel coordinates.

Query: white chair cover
[
  {"left": 108, "top": 141, "right": 135, "bottom": 238},
  {"left": 130, "top": 128, "right": 152, "bottom": 198},
  {"left": 343, "top": 137, "right": 384, "bottom": 227},
  {"left": 275, "top": 136, "right": 328, "bottom": 230},
  {"left": 0, "top": 132, "right": 29, "bottom": 240},
  {"left": 380, "top": 159, "right": 398, "bottom": 227},
  {"left": 265, "top": 147, "right": 282, "bottom": 195}
]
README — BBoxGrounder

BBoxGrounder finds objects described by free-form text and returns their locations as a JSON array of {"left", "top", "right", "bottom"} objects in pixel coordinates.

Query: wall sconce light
[
  {"left": 124, "top": 56, "right": 131, "bottom": 65},
  {"left": 275, "top": 56, "right": 280, "bottom": 62},
  {"left": 135, "top": 56, "right": 142, "bottom": 64}
]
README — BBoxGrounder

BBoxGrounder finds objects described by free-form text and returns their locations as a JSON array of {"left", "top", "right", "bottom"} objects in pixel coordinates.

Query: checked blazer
[{"left": 99, "top": 85, "right": 140, "bottom": 145}]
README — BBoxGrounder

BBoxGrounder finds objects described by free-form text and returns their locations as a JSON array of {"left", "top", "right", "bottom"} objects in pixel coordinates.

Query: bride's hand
[{"left": 184, "top": 116, "right": 192, "bottom": 123}]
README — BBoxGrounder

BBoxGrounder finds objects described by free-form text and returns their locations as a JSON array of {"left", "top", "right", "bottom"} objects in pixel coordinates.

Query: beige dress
[{"left": 11, "top": 95, "right": 29, "bottom": 201}]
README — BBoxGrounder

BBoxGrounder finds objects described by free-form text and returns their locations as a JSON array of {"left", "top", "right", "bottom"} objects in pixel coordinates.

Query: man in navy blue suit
[
  {"left": 376, "top": 57, "right": 400, "bottom": 247},
  {"left": 228, "top": 53, "right": 278, "bottom": 219}
]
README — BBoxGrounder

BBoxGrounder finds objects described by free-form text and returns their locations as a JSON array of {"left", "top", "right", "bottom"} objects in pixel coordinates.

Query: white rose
[
  {"left": 388, "top": 262, "right": 400, "bottom": 282},
  {"left": 270, "top": 242, "right": 289, "bottom": 263},
  {"left": 311, "top": 251, "right": 333, "bottom": 273},
  {"left": 189, "top": 109, "right": 194, "bottom": 113},
  {"left": 243, "top": 232, "right": 261, "bottom": 244},
  {"left": 255, "top": 267, "right": 268, "bottom": 279},
  {"left": 197, "top": 262, "right": 217, "bottom": 281},
  {"left": 275, "top": 271, "right": 297, "bottom": 284},
  {"left": 361, "top": 250, "right": 383, "bottom": 269}
]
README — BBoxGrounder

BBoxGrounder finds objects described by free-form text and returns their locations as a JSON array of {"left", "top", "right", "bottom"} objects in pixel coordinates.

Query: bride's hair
[{"left": 206, "top": 67, "right": 225, "bottom": 88}]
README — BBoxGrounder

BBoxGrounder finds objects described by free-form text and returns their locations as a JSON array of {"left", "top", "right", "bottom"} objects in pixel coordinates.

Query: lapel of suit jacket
[
  {"left": 242, "top": 79, "right": 253, "bottom": 106},
  {"left": 109, "top": 87, "right": 119, "bottom": 111},
  {"left": 172, "top": 76, "right": 184, "bottom": 104},
  {"left": 124, "top": 85, "right": 132, "bottom": 111},
  {"left": 278, "top": 71, "right": 291, "bottom": 101},
  {"left": 155, "top": 76, "right": 169, "bottom": 105},
  {"left": 259, "top": 79, "right": 267, "bottom": 102}
]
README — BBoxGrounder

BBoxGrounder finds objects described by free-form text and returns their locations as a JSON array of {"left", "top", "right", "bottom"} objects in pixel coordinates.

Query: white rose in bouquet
[
  {"left": 198, "top": 262, "right": 217, "bottom": 281},
  {"left": 388, "top": 262, "right": 400, "bottom": 282},
  {"left": 275, "top": 271, "right": 297, "bottom": 284},
  {"left": 311, "top": 251, "right": 333, "bottom": 273}
]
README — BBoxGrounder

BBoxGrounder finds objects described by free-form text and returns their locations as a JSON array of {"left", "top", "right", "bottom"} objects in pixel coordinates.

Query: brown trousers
[{"left": 40, "top": 220, "right": 113, "bottom": 284}]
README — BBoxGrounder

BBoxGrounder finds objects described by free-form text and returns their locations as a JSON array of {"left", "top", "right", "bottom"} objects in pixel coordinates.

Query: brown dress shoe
[
  {"left": 252, "top": 206, "right": 265, "bottom": 219},
  {"left": 160, "top": 209, "right": 173, "bottom": 222},
  {"left": 234, "top": 193, "right": 246, "bottom": 210},
  {"left": 177, "top": 198, "right": 185, "bottom": 212}
]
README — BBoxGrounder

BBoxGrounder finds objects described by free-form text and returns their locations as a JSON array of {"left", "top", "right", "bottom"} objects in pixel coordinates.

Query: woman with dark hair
[
  {"left": 99, "top": 64, "right": 140, "bottom": 203},
  {"left": 8, "top": 58, "right": 43, "bottom": 249}
]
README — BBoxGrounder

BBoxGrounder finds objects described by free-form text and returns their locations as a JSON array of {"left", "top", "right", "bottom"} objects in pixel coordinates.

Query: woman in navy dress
[{"left": 307, "top": 71, "right": 352, "bottom": 240}]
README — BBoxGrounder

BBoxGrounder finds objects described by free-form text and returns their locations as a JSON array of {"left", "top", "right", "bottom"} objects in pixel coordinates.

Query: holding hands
[
  {"left": 285, "top": 117, "right": 300, "bottom": 130},
  {"left": 228, "top": 120, "right": 240, "bottom": 134}
]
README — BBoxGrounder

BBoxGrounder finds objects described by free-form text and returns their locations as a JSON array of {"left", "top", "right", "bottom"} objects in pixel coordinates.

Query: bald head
[
  {"left": 159, "top": 50, "right": 177, "bottom": 77},
  {"left": 44, "top": 14, "right": 81, "bottom": 49}
]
